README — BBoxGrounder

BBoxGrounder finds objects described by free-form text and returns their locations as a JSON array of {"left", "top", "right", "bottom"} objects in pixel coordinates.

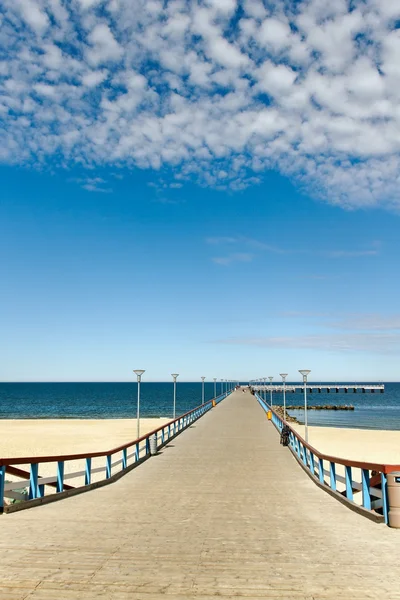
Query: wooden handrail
[{"left": 0, "top": 395, "right": 219, "bottom": 467}]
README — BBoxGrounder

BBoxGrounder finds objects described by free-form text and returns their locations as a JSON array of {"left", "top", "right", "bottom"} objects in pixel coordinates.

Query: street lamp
[
  {"left": 133, "top": 370, "right": 145, "bottom": 439},
  {"left": 268, "top": 376, "right": 273, "bottom": 407},
  {"left": 171, "top": 373, "right": 179, "bottom": 419},
  {"left": 201, "top": 376, "right": 205, "bottom": 404},
  {"left": 299, "top": 370, "right": 311, "bottom": 443},
  {"left": 280, "top": 373, "right": 288, "bottom": 420},
  {"left": 263, "top": 377, "right": 267, "bottom": 402},
  {"left": 213, "top": 378, "right": 217, "bottom": 398}
]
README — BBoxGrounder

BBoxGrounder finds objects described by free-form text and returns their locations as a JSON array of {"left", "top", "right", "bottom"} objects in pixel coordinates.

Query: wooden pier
[{"left": 0, "top": 390, "right": 399, "bottom": 598}]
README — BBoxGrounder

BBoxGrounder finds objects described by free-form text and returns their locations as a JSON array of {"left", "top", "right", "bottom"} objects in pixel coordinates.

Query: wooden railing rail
[
  {"left": 255, "top": 393, "right": 391, "bottom": 525},
  {"left": 0, "top": 392, "right": 230, "bottom": 514}
]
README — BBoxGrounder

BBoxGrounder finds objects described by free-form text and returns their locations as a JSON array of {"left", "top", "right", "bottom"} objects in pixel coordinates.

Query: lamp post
[
  {"left": 133, "top": 369, "right": 145, "bottom": 439},
  {"left": 213, "top": 378, "right": 217, "bottom": 398},
  {"left": 201, "top": 376, "right": 205, "bottom": 404},
  {"left": 263, "top": 377, "right": 267, "bottom": 402},
  {"left": 299, "top": 370, "right": 311, "bottom": 443},
  {"left": 280, "top": 373, "right": 288, "bottom": 420},
  {"left": 171, "top": 373, "right": 179, "bottom": 419},
  {"left": 221, "top": 378, "right": 223, "bottom": 395},
  {"left": 268, "top": 376, "right": 273, "bottom": 407}
]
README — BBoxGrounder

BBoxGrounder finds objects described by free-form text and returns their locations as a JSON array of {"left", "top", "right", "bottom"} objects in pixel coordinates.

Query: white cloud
[
  {"left": 212, "top": 253, "right": 254, "bottom": 266},
  {"left": 2, "top": 0, "right": 400, "bottom": 209},
  {"left": 217, "top": 333, "right": 400, "bottom": 354},
  {"left": 86, "top": 24, "right": 123, "bottom": 65}
]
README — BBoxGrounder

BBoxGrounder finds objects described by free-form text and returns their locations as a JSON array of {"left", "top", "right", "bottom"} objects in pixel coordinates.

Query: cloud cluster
[
  {"left": 218, "top": 312, "right": 400, "bottom": 354},
  {"left": 2, "top": 0, "right": 400, "bottom": 208},
  {"left": 206, "top": 235, "right": 380, "bottom": 265}
]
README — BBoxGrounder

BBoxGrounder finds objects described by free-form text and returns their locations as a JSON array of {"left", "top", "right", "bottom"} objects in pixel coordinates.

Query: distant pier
[{"left": 252, "top": 384, "right": 384, "bottom": 393}]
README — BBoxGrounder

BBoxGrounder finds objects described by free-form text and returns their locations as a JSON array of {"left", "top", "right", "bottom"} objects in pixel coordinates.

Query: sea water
[{"left": 1, "top": 382, "right": 400, "bottom": 430}]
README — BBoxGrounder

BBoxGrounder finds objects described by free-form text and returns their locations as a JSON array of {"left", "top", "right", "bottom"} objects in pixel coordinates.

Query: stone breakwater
[
  {"left": 286, "top": 405, "right": 354, "bottom": 411},
  {"left": 271, "top": 405, "right": 355, "bottom": 425}
]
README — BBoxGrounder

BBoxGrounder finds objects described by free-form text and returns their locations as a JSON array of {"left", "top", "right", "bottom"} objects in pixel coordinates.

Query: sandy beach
[
  {"left": 0, "top": 418, "right": 170, "bottom": 459},
  {"left": 291, "top": 424, "right": 400, "bottom": 465},
  {"left": 0, "top": 418, "right": 170, "bottom": 496}
]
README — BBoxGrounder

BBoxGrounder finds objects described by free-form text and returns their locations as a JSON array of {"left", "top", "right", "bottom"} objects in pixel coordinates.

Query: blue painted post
[
  {"left": 362, "top": 469, "right": 371, "bottom": 510},
  {"left": 146, "top": 438, "right": 150, "bottom": 454},
  {"left": 29, "top": 463, "right": 38, "bottom": 500},
  {"left": 106, "top": 455, "right": 112, "bottom": 479},
  {"left": 318, "top": 458, "right": 324, "bottom": 484},
  {"left": 57, "top": 461, "right": 65, "bottom": 493},
  {"left": 38, "top": 484, "right": 45, "bottom": 498},
  {"left": 161, "top": 428, "right": 165, "bottom": 444},
  {"left": 168, "top": 424, "right": 171, "bottom": 439},
  {"left": 345, "top": 466, "right": 353, "bottom": 501},
  {"left": 85, "top": 457, "right": 92, "bottom": 486},
  {"left": 122, "top": 448, "right": 127, "bottom": 470},
  {"left": 329, "top": 462, "right": 336, "bottom": 491},
  {"left": 381, "top": 472, "right": 389, "bottom": 525},
  {"left": 309, "top": 452, "right": 315, "bottom": 475},
  {"left": 135, "top": 442, "right": 140, "bottom": 461},
  {"left": 0, "top": 466, "right": 5, "bottom": 513},
  {"left": 301, "top": 445, "right": 307, "bottom": 466},
  {"left": 296, "top": 438, "right": 301, "bottom": 457}
]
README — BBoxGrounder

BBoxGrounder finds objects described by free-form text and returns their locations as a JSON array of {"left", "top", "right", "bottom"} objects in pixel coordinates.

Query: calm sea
[{"left": 1, "top": 382, "right": 400, "bottom": 430}]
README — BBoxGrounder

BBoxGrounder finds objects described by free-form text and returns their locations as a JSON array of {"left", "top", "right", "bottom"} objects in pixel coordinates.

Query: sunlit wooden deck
[{"left": 0, "top": 390, "right": 399, "bottom": 599}]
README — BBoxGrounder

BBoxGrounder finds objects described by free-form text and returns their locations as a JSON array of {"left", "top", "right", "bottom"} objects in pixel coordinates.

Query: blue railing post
[
  {"left": 362, "top": 469, "right": 371, "bottom": 510},
  {"left": 309, "top": 452, "right": 315, "bottom": 475},
  {"left": 85, "top": 457, "right": 92, "bottom": 486},
  {"left": 146, "top": 438, "right": 150, "bottom": 454},
  {"left": 57, "top": 461, "right": 65, "bottom": 493},
  {"left": 319, "top": 458, "right": 324, "bottom": 484},
  {"left": 329, "top": 462, "right": 336, "bottom": 491},
  {"left": 122, "top": 448, "right": 127, "bottom": 470},
  {"left": 29, "top": 463, "right": 39, "bottom": 500},
  {"left": 345, "top": 466, "right": 353, "bottom": 501},
  {"left": 381, "top": 472, "right": 389, "bottom": 525},
  {"left": 106, "top": 455, "right": 112, "bottom": 479},
  {"left": 0, "top": 466, "right": 5, "bottom": 513},
  {"left": 136, "top": 442, "right": 140, "bottom": 461}
]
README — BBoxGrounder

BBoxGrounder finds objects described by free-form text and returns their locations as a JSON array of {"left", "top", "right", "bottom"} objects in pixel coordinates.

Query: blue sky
[{"left": 1, "top": 0, "right": 400, "bottom": 382}]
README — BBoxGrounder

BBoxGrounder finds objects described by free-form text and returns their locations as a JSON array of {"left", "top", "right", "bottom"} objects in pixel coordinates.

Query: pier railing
[
  {"left": 0, "top": 392, "right": 230, "bottom": 514},
  {"left": 255, "top": 393, "right": 396, "bottom": 526}
]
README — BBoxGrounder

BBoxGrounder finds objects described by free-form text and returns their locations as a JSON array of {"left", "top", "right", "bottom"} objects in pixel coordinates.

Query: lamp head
[
  {"left": 171, "top": 373, "right": 179, "bottom": 381},
  {"left": 298, "top": 369, "right": 311, "bottom": 383},
  {"left": 133, "top": 369, "right": 145, "bottom": 382},
  {"left": 268, "top": 376, "right": 273, "bottom": 382},
  {"left": 280, "top": 373, "right": 288, "bottom": 382},
  {"left": 201, "top": 376, "right": 206, "bottom": 381}
]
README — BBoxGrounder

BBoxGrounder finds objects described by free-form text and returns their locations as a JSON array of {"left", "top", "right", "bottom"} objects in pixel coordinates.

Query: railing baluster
[
  {"left": 106, "top": 454, "right": 112, "bottom": 479},
  {"left": 29, "top": 463, "right": 38, "bottom": 500},
  {"left": 0, "top": 466, "right": 5, "bottom": 513},
  {"left": 362, "top": 469, "right": 371, "bottom": 510},
  {"left": 122, "top": 448, "right": 127, "bottom": 470},
  {"left": 381, "top": 472, "right": 389, "bottom": 525},
  {"left": 85, "top": 457, "right": 92, "bottom": 486},
  {"left": 136, "top": 442, "right": 140, "bottom": 461},
  {"left": 319, "top": 458, "right": 324, "bottom": 484},
  {"left": 57, "top": 461, "right": 64, "bottom": 493},
  {"left": 309, "top": 452, "right": 315, "bottom": 475},
  {"left": 345, "top": 466, "right": 353, "bottom": 501},
  {"left": 329, "top": 462, "right": 336, "bottom": 491}
]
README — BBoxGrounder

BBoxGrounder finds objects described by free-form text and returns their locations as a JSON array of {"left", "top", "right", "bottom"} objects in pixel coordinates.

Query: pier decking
[{"left": 1, "top": 390, "right": 400, "bottom": 599}]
